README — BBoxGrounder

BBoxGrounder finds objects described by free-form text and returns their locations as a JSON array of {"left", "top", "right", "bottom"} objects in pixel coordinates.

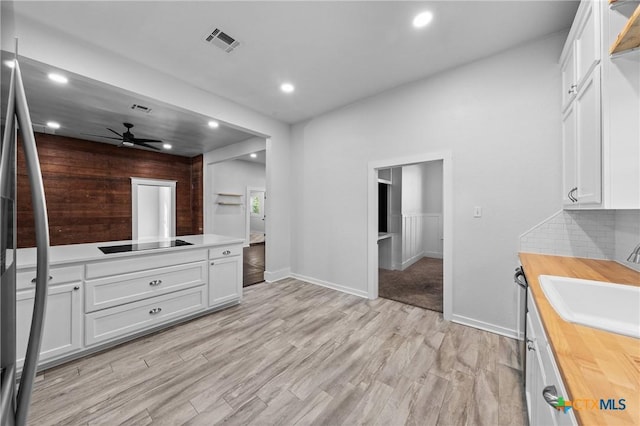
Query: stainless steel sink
[{"left": 538, "top": 275, "right": 640, "bottom": 339}]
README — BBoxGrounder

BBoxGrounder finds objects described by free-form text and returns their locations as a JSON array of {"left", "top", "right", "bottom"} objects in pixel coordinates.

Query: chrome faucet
[{"left": 628, "top": 243, "right": 640, "bottom": 264}]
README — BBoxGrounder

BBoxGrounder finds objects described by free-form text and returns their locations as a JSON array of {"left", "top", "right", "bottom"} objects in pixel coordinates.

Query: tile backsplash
[{"left": 520, "top": 209, "right": 640, "bottom": 272}]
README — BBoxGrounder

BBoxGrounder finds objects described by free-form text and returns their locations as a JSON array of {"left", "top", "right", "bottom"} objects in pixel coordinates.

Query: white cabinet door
[
  {"left": 17, "top": 282, "right": 82, "bottom": 368},
  {"left": 209, "top": 256, "right": 242, "bottom": 307},
  {"left": 532, "top": 348, "right": 558, "bottom": 426},
  {"left": 574, "top": 0, "right": 600, "bottom": 88},
  {"left": 562, "top": 102, "right": 578, "bottom": 207},
  {"left": 561, "top": 48, "right": 576, "bottom": 112},
  {"left": 525, "top": 315, "right": 536, "bottom": 424},
  {"left": 575, "top": 66, "right": 602, "bottom": 206}
]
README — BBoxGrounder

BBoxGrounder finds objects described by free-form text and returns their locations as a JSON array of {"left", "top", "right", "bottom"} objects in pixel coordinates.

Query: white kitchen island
[{"left": 15, "top": 234, "right": 244, "bottom": 372}]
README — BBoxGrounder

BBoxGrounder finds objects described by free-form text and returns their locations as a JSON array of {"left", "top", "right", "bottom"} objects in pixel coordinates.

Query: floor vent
[
  {"left": 131, "top": 104, "right": 152, "bottom": 114},
  {"left": 204, "top": 28, "right": 240, "bottom": 53}
]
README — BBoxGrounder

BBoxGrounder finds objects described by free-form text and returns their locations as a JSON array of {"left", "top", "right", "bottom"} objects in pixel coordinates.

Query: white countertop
[{"left": 16, "top": 234, "right": 244, "bottom": 269}]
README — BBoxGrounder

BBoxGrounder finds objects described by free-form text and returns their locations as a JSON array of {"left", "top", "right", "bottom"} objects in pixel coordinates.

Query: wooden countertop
[{"left": 519, "top": 253, "right": 640, "bottom": 426}]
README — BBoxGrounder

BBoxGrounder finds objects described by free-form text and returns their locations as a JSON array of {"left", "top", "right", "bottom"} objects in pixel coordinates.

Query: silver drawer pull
[
  {"left": 542, "top": 385, "right": 559, "bottom": 408},
  {"left": 149, "top": 307, "right": 162, "bottom": 315},
  {"left": 149, "top": 279, "right": 162, "bottom": 287},
  {"left": 223, "top": 250, "right": 231, "bottom": 255},
  {"left": 31, "top": 275, "right": 52, "bottom": 284}
]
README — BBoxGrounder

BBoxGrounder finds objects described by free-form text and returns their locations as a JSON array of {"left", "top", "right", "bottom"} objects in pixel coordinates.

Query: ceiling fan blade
[
  {"left": 135, "top": 142, "right": 161, "bottom": 150},
  {"left": 80, "top": 133, "right": 122, "bottom": 141},
  {"left": 132, "top": 138, "right": 163, "bottom": 143},
  {"left": 107, "top": 128, "right": 124, "bottom": 138}
]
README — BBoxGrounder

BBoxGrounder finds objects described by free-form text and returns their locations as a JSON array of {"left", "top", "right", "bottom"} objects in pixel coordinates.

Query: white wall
[
  {"left": 423, "top": 161, "right": 443, "bottom": 258},
  {"left": 10, "top": 16, "right": 291, "bottom": 280},
  {"left": 208, "top": 159, "right": 266, "bottom": 242},
  {"left": 290, "top": 32, "right": 565, "bottom": 336}
]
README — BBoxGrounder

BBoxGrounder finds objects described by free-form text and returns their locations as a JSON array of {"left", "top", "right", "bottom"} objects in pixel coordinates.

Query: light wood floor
[{"left": 28, "top": 279, "right": 528, "bottom": 425}]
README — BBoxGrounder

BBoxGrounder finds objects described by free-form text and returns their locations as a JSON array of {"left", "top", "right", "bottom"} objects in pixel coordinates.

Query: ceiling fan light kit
[{"left": 90, "top": 122, "right": 165, "bottom": 151}]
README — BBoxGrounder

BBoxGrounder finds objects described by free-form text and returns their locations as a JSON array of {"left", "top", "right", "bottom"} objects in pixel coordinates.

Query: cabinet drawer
[
  {"left": 209, "top": 245, "right": 242, "bottom": 260},
  {"left": 85, "top": 286, "right": 206, "bottom": 346},
  {"left": 85, "top": 261, "right": 207, "bottom": 312},
  {"left": 17, "top": 265, "right": 83, "bottom": 291},
  {"left": 86, "top": 249, "right": 207, "bottom": 279}
]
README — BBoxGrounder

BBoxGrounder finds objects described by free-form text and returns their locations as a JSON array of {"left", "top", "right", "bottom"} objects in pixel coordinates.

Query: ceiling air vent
[
  {"left": 131, "top": 104, "right": 152, "bottom": 114},
  {"left": 204, "top": 28, "right": 240, "bottom": 53}
]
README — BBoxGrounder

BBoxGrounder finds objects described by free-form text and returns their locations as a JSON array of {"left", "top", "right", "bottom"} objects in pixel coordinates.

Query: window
[{"left": 251, "top": 195, "right": 262, "bottom": 216}]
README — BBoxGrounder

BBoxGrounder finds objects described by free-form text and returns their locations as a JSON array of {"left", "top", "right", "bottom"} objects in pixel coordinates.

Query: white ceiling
[{"left": 13, "top": 1, "right": 579, "bottom": 125}]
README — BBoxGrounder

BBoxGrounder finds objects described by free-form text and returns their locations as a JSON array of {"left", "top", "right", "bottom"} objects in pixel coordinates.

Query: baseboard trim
[
  {"left": 451, "top": 314, "right": 519, "bottom": 340},
  {"left": 423, "top": 251, "right": 443, "bottom": 259},
  {"left": 264, "top": 268, "right": 291, "bottom": 283},
  {"left": 400, "top": 251, "right": 425, "bottom": 271},
  {"left": 290, "top": 273, "right": 369, "bottom": 299}
]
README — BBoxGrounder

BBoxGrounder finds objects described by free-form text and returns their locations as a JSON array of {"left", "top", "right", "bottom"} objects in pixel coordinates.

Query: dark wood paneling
[
  {"left": 190, "top": 155, "right": 203, "bottom": 234},
  {"left": 17, "top": 133, "right": 203, "bottom": 248}
]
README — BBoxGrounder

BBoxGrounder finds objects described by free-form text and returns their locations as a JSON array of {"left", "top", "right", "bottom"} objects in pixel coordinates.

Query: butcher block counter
[{"left": 519, "top": 253, "right": 640, "bottom": 426}]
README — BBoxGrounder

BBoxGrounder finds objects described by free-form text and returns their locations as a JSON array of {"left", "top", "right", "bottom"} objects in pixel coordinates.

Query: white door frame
[
  {"left": 131, "top": 177, "right": 176, "bottom": 241},
  {"left": 367, "top": 151, "right": 453, "bottom": 321},
  {"left": 245, "top": 186, "right": 266, "bottom": 247}
]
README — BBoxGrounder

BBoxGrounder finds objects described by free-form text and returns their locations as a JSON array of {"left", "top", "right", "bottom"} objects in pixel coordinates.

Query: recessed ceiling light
[
  {"left": 46, "top": 121, "right": 60, "bottom": 129},
  {"left": 413, "top": 11, "right": 433, "bottom": 28},
  {"left": 280, "top": 83, "right": 295, "bottom": 93},
  {"left": 250, "top": 153, "right": 257, "bottom": 158},
  {"left": 163, "top": 143, "right": 172, "bottom": 150},
  {"left": 208, "top": 120, "right": 219, "bottom": 128},
  {"left": 4, "top": 60, "right": 15, "bottom": 69},
  {"left": 48, "top": 73, "right": 68, "bottom": 84}
]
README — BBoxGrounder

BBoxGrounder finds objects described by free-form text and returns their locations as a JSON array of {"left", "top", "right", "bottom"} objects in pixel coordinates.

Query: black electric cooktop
[{"left": 98, "top": 239, "right": 193, "bottom": 254}]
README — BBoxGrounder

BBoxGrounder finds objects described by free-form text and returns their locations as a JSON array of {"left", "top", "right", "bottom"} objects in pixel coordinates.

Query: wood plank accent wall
[{"left": 17, "top": 133, "right": 203, "bottom": 248}]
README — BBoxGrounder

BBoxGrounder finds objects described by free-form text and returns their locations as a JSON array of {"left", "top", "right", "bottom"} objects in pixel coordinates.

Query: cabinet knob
[
  {"left": 73, "top": 286, "right": 80, "bottom": 291},
  {"left": 211, "top": 262, "right": 215, "bottom": 266},
  {"left": 31, "top": 275, "right": 53, "bottom": 284},
  {"left": 149, "top": 307, "right": 162, "bottom": 315},
  {"left": 223, "top": 250, "right": 231, "bottom": 255},
  {"left": 568, "top": 84, "right": 577, "bottom": 94},
  {"left": 542, "top": 385, "right": 559, "bottom": 408},
  {"left": 149, "top": 279, "right": 162, "bottom": 287}
]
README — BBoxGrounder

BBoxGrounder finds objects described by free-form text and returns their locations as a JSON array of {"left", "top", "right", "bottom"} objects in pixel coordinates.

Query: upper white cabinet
[
  {"left": 560, "top": 0, "right": 640, "bottom": 209},
  {"left": 562, "top": 1, "right": 600, "bottom": 112}
]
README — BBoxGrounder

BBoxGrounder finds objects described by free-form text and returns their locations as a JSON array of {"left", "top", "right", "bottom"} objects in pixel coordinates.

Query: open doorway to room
[
  {"left": 376, "top": 161, "right": 443, "bottom": 312},
  {"left": 206, "top": 149, "right": 266, "bottom": 287},
  {"left": 245, "top": 186, "right": 266, "bottom": 286},
  {"left": 368, "top": 153, "right": 452, "bottom": 320}
]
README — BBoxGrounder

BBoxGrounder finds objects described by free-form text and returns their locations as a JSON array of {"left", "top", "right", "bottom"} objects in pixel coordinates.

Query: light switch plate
[{"left": 474, "top": 206, "right": 482, "bottom": 218}]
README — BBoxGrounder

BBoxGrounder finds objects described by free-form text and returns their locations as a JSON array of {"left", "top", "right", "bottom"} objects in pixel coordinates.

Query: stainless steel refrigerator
[{"left": 0, "top": 42, "right": 51, "bottom": 426}]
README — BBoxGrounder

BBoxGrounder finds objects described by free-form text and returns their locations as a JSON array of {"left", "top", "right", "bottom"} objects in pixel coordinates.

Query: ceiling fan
[{"left": 85, "top": 122, "right": 163, "bottom": 150}]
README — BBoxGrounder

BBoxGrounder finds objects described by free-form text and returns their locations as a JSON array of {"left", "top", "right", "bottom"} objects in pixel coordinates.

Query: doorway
[
  {"left": 367, "top": 152, "right": 452, "bottom": 321},
  {"left": 244, "top": 186, "right": 266, "bottom": 287},
  {"left": 131, "top": 177, "right": 176, "bottom": 241},
  {"left": 376, "top": 161, "right": 443, "bottom": 312}
]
